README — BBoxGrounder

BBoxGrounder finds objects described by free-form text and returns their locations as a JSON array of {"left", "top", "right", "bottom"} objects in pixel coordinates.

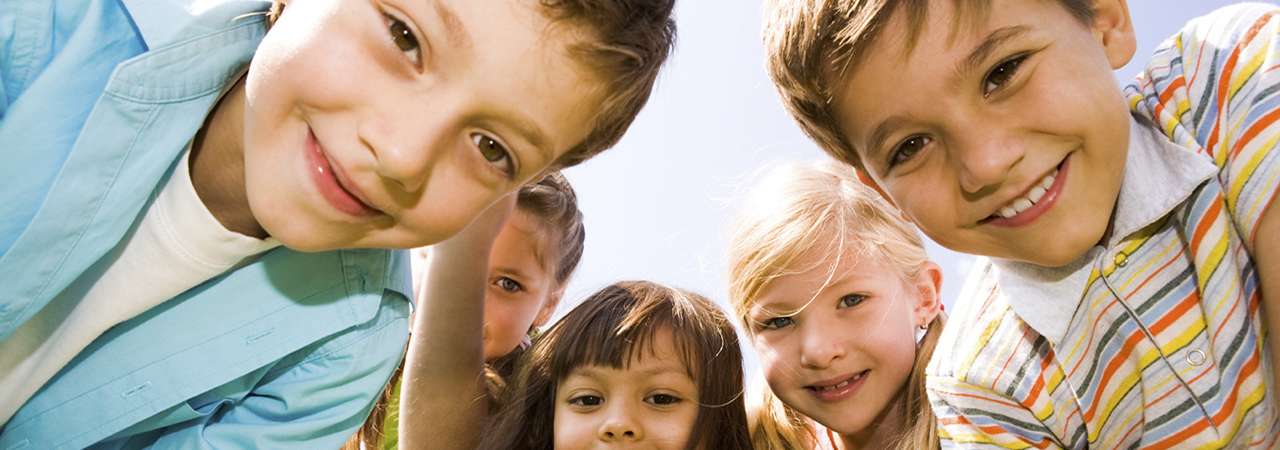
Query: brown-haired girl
[
  {"left": 481, "top": 280, "right": 752, "bottom": 449},
  {"left": 727, "top": 161, "right": 945, "bottom": 450}
]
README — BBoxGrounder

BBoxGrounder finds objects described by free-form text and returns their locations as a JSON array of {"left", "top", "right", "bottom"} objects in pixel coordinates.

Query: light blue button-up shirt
[{"left": 0, "top": 1, "right": 411, "bottom": 448}]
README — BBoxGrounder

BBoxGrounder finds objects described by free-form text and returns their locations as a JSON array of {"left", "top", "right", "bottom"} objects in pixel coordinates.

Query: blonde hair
[
  {"left": 747, "top": 375, "right": 818, "bottom": 450},
  {"left": 727, "top": 160, "right": 941, "bottom": 450},
  {"left": 761, "top": 0, "right": 1093, "bottom": 169}
]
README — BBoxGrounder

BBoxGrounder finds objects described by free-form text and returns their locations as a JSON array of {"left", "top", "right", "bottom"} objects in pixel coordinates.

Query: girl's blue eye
[
  {"left": 386, "top": 15, "right": 423, "bottom": 68},
  {"left": 838, "top": 294, "right": 867, "bottom": 309},
  {"left": 471, "top": 133, "right": 516, "bottom": 179},
  {"left": 568, "top": 395, "right": 603, "bottom": 407},
  {"left": 983, "top": 54, "right": 1028, "bottom": 97},
  {"left": 888, "top": 135, "right": 931, "bottom": 169},
  {"left": 759, "top": 316, "right": 794, "bottom": 330},
  {"left": 495, "top": 276, "right": 522, "bottom": 293},
  {"left": 646, "top": 393, "right": 682, "bottom": 406}
]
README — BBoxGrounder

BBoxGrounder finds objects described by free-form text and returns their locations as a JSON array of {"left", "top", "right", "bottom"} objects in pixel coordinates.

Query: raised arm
[{"left": 398, "top": 196, "right": 514, "bottom": 450}]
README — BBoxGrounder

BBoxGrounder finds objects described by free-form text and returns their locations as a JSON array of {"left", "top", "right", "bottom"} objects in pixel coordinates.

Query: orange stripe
[
  {"left": 1230, "top": 106, "right": 1280, "bottom": 159},
  {"left": 942, "top": 415, "right": 1057, "bottom": 449},
  {"left": 1082, "top": 330, "right": 1145, "bottom": 422},
  {"left": 1068, "top": 298, "right": 1121, "bottom": 379},
  {"left": 1155, "top": 76, "right": 1186, "bottom": 121},
  {"left": 1147, "top": 290, "right": 1198, "bottom": 336},
  {"left": 1191, "top": 199, "right": 1224, "bottom": 251}
]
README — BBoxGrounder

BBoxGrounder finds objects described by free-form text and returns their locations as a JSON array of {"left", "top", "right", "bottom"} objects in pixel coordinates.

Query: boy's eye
[
  {"left": 983, "top": 54, "right": 1027, "bottom": 97},
  {"left": 837, "top": 294, "right": 867, "bottom": 309},
  {"left": 386, "top": 15, "right": 423, "bottom": 68},
  {"left": 758, "top": 316, "right": 794, "bottom": 331},
  {"left": 646, "top": 393, "right": 683, "bottom": 406},
  {"left": 471, "top": 133, "right": 516, "bottom": 179},
  {"left": 887, "top": 135, "right": 931, "bottom": 169},
  {"left": 568, "top": 395, "right": 603, "bottom": 407},
  {"left": 495, "top": 276, "right": 523, "bottom": 293}
]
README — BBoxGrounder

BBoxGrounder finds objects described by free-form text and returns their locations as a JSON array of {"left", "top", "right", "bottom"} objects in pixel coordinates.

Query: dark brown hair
[
  {"left": 517, "top": 171, "right": 586, "bottom": 287},
  {"left": 480, "top": 281, "right": 752, "bottom": 450},
  {"left": 763, "top": 0, "right": 1093, "bottom": 169}
]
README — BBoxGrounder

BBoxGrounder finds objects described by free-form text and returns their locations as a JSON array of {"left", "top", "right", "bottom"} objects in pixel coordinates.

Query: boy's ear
[
  {"left": 910, "top": 261, "right": 944, "bottom": 327},
  {"left": 532, "top": 285, "right": 565, "bottom": 328},
  {"left": 1091, "top": 0, "right": 1137, "bottom": 69}
]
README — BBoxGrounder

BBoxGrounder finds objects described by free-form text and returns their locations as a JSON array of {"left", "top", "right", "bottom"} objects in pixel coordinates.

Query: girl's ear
[
  {"left": 532, "top": 286, "right": 565, "bottom": 329},
  {"left": 910, "top": 261, "right": 943, "bottom": 327},
  {"left": 1091, "top": 0, "right": 1136, "bottom": 69}
]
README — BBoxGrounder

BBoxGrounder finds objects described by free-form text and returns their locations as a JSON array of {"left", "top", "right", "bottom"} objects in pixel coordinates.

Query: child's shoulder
[
  {"left": 928, "top": 259, "right": 1028, "bottom": 383},
  {"left": 1141, "top": 2, "right": 1279, "bottom": 81}
]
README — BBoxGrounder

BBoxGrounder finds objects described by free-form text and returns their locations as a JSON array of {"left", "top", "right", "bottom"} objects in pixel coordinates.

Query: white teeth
[
  {"left": 1013, "top": 198, "right": 1034, "bottom": 213},
  {"left": 994, "top": 168, "right": 1059, "bottom": 219},
  {"left": 1028, "top": 186, "right": 1046, "bottom": 203}
]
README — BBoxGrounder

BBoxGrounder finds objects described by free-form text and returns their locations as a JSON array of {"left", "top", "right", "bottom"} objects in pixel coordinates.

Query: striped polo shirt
[{"left": 927, "top": 3, "right": 1280, "bottom": 449}]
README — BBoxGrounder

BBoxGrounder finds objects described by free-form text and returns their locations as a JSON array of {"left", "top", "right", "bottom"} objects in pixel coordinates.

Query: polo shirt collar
[{"left": 992, "top": 115, "right": 1218, "bottom": 344}]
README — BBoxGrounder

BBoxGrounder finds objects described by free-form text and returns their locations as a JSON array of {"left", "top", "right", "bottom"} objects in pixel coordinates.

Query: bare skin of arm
[
  {"left": 1253, "top": 200, "right": 1280, "bottom": 410},
  {"left": 398, "top": 196, "right": 514, "bottom": 450}
]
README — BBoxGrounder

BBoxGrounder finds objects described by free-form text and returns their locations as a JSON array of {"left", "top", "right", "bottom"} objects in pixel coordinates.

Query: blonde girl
[{"left": 728, "top": 161, "right": 945, "bottom": 450}]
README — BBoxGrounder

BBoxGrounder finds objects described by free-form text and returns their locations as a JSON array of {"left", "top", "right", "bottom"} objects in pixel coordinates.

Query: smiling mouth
[
  {"left": 981, "top": 157, "right": 1070, "bottom": 227},
  {"left": 305, "top": 128, "right": 381, "bottom": 218},
  {"left": 805, "top": 370, "right": 869, "bottom": 401}
]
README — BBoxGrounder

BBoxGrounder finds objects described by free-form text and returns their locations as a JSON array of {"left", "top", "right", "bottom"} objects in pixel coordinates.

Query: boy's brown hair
[
  {"left": 271, "top": 0, "right": 676, "bottom": 169},
  {"left": 763, "top": 0, "right": 1092, "bottom": 169},
  {"left": 541, "top": 0, "right": 678, "bottom": 168}
]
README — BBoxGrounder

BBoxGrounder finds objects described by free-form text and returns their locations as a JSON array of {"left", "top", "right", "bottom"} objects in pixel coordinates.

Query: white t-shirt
[{"left": 0, "top": 148, "right": 279, "bottom": 423}]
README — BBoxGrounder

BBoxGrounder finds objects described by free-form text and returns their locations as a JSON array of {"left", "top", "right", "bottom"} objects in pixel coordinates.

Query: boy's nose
[
  {"left": 954, "top": 139, "right": 1023, "bottom": 195},
  {"left": 359, "top": 120, "right": 442, "bottom": 193}
]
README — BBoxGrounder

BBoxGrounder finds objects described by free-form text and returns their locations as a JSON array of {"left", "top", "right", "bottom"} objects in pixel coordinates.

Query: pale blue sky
[{"left": 555, "top": 1, "right": 1276, "bottom": 370}]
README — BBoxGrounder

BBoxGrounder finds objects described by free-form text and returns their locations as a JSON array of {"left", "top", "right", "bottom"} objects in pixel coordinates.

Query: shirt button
[
  {"left": 1186, "top": 349, "right": 1207, "bottom": 366},
  {"left": 1114, "top": 252, "right": 1129, "bottom": 268}
]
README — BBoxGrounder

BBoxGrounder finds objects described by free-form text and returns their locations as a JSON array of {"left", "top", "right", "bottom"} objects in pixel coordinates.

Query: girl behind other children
[
  {"left": 728, "top": 161, "right": 944, "bottom": 450},
  {"left": 481, "top": 281, "right": 753, "bottom": 449},
  {"left": 349, "top": 172, "right": 585, "bottom": 450}
]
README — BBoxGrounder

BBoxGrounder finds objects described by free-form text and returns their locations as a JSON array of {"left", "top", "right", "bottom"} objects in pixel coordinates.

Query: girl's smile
[{"left": 805, "top": 369, "right": 869, "bottom": 402}]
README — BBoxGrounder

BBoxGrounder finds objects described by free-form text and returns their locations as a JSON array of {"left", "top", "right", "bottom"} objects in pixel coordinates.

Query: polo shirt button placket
[{"left": 1114, "top": 252, "right": 1129, "bottom": 269}]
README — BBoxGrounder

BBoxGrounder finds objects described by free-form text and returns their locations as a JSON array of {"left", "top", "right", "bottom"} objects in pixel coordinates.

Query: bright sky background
[{"left": 554, "top": 1, "right": 1276, "bottom": 372}]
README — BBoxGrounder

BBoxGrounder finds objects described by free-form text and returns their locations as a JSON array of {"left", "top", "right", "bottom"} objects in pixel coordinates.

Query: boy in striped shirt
[{"left": 762, "top": 0, "right": 1280, "bottom": 448}]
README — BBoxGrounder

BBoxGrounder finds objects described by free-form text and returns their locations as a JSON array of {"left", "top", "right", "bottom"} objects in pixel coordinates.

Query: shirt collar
[
  {"left": 993, "top": 115, "right": 1218, "bottom": 344},
  {"left": 121, "top": 0, "right": 270, "bottom": 50}
]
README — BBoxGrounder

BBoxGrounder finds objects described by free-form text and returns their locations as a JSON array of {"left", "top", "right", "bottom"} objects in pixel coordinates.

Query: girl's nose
[
  {"left": 597, "top": 415, "right": 643, "bottom": 442},
  {"left": 798, "top": 326, "right": 845, "bottom": 370}
]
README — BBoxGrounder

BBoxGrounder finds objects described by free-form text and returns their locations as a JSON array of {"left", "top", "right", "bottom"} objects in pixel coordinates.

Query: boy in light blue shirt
[{"left": 0, "top": 0, "right": 676, "bottom": 447}]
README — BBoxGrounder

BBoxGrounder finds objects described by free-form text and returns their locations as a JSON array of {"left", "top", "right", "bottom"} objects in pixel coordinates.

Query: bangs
[{"left": 542, "top": 282, "right": 729, "bottom": 381}]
